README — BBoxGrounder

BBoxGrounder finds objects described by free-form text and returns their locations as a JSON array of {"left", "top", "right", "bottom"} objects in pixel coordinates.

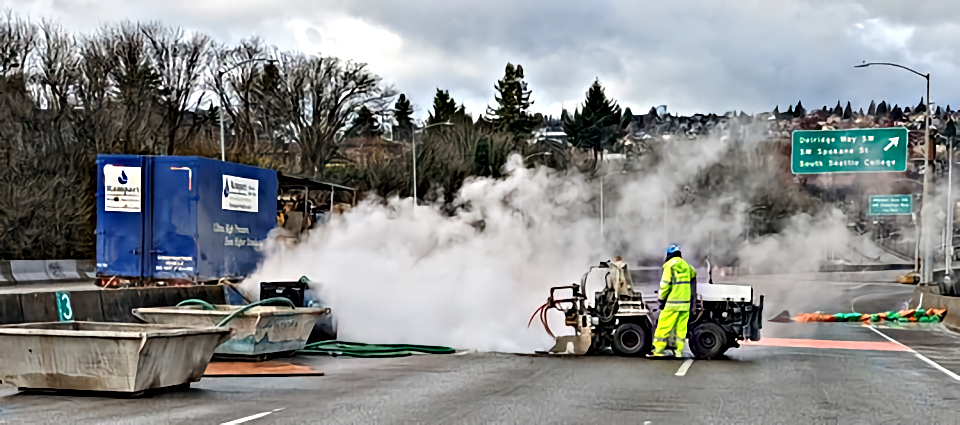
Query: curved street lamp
[{"left": 855, "top": 61, "right": 934, "bottom": 284}]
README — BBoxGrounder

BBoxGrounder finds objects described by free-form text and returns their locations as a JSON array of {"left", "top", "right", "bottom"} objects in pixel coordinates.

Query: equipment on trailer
[{"left": 530, "top": 260, "right": 763, "bottom": 359}]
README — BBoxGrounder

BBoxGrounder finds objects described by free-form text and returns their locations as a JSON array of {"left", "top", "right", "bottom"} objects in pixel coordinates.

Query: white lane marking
[
  {"left": 221, "top": 408, "right": 285, "bottom": 425},
  {"left": 867, "top": 326, "right": 960, "bottom": 381},
  {"left": 675, "top": 359, "right": 694, "bottom": 376}
]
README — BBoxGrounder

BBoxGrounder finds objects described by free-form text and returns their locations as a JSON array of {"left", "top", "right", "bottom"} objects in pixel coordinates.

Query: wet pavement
[{"left": 3, "top": 271, "right": 960, "bottom": 424}]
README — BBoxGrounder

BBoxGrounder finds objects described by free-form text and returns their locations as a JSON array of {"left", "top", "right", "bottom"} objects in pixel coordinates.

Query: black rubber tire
[
  {"left": 690, "top": 322, "right": 728, "bottom": 360},
  {"left": 612, "top": 322, "right": 649, "bottom": 357}
]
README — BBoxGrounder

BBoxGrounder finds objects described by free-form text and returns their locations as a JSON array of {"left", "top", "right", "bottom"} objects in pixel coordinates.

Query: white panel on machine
[{"left": 698, "top": 284, "right": 753, "bottom": 302}]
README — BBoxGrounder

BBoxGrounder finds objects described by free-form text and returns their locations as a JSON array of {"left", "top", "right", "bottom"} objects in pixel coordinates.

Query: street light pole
[
  {"left": 945, "top": 122, "right": 958, "bottom": 287},
  {"left": 855, "top": 62, "right": 934, "bottom": 285},
  {"left": 216, "top": 58, "right": 271, "bottom": 162},
  {"left": 411, "top": 121, "right": 454, "bottom": 212},
  {"left": 518, "top": 152, "right": 552, "bottom": 219}
]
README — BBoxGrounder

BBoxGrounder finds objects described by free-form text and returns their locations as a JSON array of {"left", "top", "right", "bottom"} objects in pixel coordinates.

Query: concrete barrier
[
  {"left": 1, "top": 260, "right": 94, "bottom": 285},
  {"left": 910, "top": 285, "right": 960, "bottom": 331},
  {"left": 19, "top": 292, "right": 60, "bottom": 323},
  {"left": 0, "top": 294, "right": 23, "bottom": 325},
  {"left": 7, "top": 285, "right": 227, "bottom": 325},
  {"left": 818, "top": 263, "right": 913, "bottom": 273}
]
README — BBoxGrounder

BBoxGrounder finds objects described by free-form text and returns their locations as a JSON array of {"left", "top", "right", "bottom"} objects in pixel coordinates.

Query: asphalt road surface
[{"left": 4, "top": 271, "right": 960, "bottom": 424}]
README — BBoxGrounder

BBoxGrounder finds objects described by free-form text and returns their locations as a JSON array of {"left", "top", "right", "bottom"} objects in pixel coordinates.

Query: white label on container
[
  {"left": 222, "top": 175, "right": 259, "bottom": 213},
  {"left": 103, "top": 165, "right": 142, "bottom": 213}
]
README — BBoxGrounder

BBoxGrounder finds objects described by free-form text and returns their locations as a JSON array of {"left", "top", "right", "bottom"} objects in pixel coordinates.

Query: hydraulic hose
[
  {"left": 175, "top": 297, "right": 296, "bottom": 327},
  {"left": 215, "top": 297, "right": 296, "bottom": 327},
  {"left": 176, "top": 299, "right": 217, "bottom": 310},
  {"left": 299, "top": 340, "right": 455, "bottom": 358}
]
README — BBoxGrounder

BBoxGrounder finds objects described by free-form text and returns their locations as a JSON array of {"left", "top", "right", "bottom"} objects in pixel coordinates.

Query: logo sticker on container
[
  {"left": 103, "top": 165, "right": 142, "bottom": 212},
  {"left": 222, "top": 175, "right": 259, "bottom": 212}
]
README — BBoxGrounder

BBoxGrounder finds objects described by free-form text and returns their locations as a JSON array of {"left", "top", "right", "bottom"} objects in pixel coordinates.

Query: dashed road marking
[
  {"left": 867, "top": 326, "right": 960, "bottom": 381},
  {"left": 221, "top": 408, "right": 285, "bottom": 425},
  {"left": 675, "top": 359, "right": 694, "bottom": 376}
]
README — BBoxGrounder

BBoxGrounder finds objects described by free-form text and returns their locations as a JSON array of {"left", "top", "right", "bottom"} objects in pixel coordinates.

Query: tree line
[{"left": 0, "top": 13, "right": 813, "bottom": 260}]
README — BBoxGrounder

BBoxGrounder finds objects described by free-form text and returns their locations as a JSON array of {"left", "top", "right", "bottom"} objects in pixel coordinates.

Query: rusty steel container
[
  {"left": 0, "top": 322, "right": 230, "bottom": 393},
  {"left": 133, "top": 305, "right": 329, "bottom": 357}
]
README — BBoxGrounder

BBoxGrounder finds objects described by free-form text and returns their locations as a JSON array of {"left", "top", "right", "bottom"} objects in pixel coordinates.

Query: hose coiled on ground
[{"left": 298, "top": 341, "right": 455, "bottom": 358}]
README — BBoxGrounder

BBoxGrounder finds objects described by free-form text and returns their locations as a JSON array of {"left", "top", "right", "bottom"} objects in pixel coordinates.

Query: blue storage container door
[
  {"left": 195, "top": 158, "right": 279, "bottom": 281},
  {"left": 149, "top": 157, "right": 200, "bottom": 280},
  {"left": 96, "top": 155, "right": 146, "bottom": 279}
]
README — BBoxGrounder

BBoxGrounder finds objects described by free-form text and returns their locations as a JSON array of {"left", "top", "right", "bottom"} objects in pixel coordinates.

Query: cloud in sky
[{"left": 5, "top": 0, "right": 960, "bottom": 120}]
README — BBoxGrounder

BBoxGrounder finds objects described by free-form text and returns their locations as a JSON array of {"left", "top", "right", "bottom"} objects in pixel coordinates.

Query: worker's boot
[{"left": 650, "top": 341, "right": 668, "bottom": 358}]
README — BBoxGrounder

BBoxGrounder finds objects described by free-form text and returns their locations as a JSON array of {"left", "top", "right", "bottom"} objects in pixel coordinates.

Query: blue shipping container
[{"left": 96, "top": 155, "right": 279, "bottom": 283}]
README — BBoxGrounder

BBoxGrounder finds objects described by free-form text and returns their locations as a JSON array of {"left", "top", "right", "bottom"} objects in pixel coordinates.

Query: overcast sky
[{"left": 4, "top": 0, "right": 960, "bottom": 121}]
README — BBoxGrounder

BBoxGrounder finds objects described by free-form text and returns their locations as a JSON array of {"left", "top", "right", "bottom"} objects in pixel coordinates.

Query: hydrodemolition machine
[{"left": 530, "top": 259, "right": 764, "bottom": 359}]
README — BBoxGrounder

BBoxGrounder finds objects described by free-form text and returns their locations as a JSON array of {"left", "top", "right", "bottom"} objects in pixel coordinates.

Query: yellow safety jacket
[{"left": 659, "top": 257, "right": 696, "bottom": 312}]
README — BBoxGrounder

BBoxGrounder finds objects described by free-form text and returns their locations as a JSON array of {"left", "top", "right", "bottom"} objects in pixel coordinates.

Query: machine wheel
[
  {"left": 612, "top": 323, "right": 649, "bottom": 357},
  {"left": 690, "top": 322, "right": 728, "bottom": 360}
]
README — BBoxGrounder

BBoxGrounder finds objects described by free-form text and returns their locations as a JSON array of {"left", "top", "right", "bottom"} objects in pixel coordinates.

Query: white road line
[
  {"left": 867, "top": 326, "right": 960, "bottom": 381},
  {"left": 675, "top": 359, "right": 694, "bottom": 376},
  {"left": 221, "top": 408, "right": 285, "bottom": 425}
]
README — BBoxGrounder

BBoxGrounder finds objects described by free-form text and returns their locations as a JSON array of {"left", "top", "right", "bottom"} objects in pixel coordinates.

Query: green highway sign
[
  {"left": 868, "top": 195, "right": 913, "bottom": 216},
  {"left": 792, "top": 127, "right": 909, "bottom": 174},
  {"left": 56, "top": 291, "right": 73, "bottom": 322}
]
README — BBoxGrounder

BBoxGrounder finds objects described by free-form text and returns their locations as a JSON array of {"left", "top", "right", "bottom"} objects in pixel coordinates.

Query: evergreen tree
[
  {"left": 393, "top": 93, "right": 414, "bottom": 143},
  {"left": 562, "top": 78, "right": 625, "bottom": 160},
  {"left": 345, "top": 105, "right": 382, "bottom": 138},
  {"left": 427, "top": 88, "right": 470, "bottom": 126},
  {"left": 485, "top": 62, "right": 538, "bottom": 142}
]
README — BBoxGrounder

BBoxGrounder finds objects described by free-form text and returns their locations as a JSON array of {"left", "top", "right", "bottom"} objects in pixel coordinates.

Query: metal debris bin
[
  {"left": 0, "top": 322, "right": 231, "bottom": 393},
  {"left": 133, "top": 305, "right": 330, "bottom": 357}
]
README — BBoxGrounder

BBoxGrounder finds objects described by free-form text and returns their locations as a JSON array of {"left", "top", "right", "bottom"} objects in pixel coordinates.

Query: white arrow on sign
[{"left": 884, "top": 137, "right": 900, "bottom": 151}]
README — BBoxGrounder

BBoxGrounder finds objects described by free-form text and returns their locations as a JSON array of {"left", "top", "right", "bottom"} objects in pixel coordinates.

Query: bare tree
[
  {"left": 286, "top": 55, "right": 396, "bottom": 176},
  {"left": 141, "top": 23, "right": 211, "bottom": 155}
]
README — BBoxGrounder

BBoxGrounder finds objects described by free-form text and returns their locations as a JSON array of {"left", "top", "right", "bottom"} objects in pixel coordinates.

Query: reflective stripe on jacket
[{"left": 659, "top": 257, "right": 696, "bottom": 312}]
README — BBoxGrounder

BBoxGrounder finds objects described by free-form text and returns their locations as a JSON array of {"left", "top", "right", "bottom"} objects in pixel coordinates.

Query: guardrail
[{"left": 0, "top": 260, "right": 95, "bottom": 285}]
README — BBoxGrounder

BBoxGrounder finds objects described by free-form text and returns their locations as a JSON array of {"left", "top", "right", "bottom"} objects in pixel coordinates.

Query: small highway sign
[
  {"left": 792, "top": 127, "right": 909, "bottom": 174},
  {"left": 868, "top": 195, "right": 913, "bottom": 216}
]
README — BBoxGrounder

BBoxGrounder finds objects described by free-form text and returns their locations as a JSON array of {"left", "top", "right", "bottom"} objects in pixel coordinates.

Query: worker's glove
[{"left": 658, "top": 300, "right": 666, "bottom": 311}]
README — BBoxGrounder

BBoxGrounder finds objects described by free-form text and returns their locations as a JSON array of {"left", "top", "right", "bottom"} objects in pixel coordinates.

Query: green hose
[
  {"left": 174, "top": 296, "right": 453, "bottom": 358},
  {"left": 299, "top": 340, "right": 456, "bottom": 358},
  {"left": 176, "top": 299, "right": 217, "bottom": 310},
  {"left": 215, "top": 297, "right": 296, "bottom": 327}
]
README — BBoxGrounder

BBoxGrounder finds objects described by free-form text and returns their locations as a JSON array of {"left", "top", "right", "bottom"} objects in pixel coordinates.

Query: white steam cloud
[{"left": 243, "top": 123, "right": 856, "bottom": 353}]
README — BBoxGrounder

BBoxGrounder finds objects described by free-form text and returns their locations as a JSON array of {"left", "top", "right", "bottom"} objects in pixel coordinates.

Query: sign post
[
  {"left": 868, "top": 195, "right": 913, "bottom": 216},
  {"left": 791, "top": 127, "right": 909, "bottom": 174}
]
